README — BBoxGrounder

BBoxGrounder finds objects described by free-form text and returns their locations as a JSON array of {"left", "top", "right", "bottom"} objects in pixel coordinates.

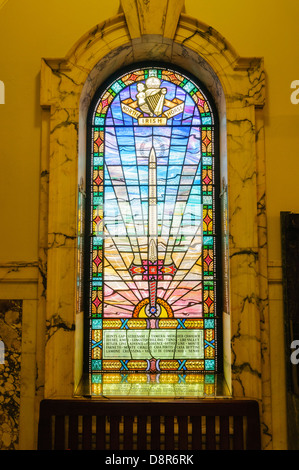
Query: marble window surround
[{"left": 39, "top": 1, "right": 271, "bottom": 448}]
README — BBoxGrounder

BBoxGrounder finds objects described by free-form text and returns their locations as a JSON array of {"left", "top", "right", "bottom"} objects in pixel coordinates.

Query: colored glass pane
[{"left": 86, "top": 65, "right": 220, "bottom": 377}]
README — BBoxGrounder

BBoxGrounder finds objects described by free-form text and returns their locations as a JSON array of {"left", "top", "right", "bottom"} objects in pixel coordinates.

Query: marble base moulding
[{"left": 38, "top": 1, "right": 272, "bottom": 449}]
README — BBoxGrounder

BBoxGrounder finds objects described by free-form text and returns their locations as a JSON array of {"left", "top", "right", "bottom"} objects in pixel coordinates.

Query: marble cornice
[
  {"left": 42, "top": 58, "right": 71, "bottom": 72},
  {"left": 233, "top": 56, "right": 263, "bottom": 71},
  {"left": 0, "top": 261, "right": 39, "bottom": 284},
  {"left": 0, "top": 262, "right": 39, "bottom": 299},
  {"left": 40, "top": 8, "right": 265, "bottom": 112}
]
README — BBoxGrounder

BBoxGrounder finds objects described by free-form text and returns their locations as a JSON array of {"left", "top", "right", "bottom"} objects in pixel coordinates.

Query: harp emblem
[
  {"left": 137, "top": 77, "right": 167, "bottom": 117},
  {"left": 121, "top": 74, "right": 185, "bottom": 126}
]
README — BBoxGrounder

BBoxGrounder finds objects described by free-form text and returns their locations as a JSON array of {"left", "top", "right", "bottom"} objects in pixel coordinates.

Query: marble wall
[{"left": 0, "top": 300, "right": 22, "bottom": 450}]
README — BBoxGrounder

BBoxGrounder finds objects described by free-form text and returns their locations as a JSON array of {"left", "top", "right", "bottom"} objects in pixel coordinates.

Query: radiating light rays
[
  {"left": 102, "top": 122, "right": 203, "bottom": 317},
  {"left": 103, "top": 235, "right": 204, "bottom": 318}
]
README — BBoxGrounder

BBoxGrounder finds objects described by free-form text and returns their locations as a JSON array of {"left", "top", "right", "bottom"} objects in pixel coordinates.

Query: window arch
[{"left": 84, "top": 64, "right": 222, "bottom": 386}]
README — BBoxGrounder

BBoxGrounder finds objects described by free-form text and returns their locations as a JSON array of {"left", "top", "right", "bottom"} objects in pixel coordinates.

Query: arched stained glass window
[{"left": 85, "top": 64, "right": 222, "bottom": 382}]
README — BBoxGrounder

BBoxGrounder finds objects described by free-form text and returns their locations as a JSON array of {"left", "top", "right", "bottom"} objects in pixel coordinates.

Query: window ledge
[{"left": 74, "top": 373, "right": 231, "bottom": 399}]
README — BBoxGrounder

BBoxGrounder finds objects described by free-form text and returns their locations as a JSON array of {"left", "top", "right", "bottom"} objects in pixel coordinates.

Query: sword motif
[{"left": 129, "top": 147, "right": 177, "bottom": 318}]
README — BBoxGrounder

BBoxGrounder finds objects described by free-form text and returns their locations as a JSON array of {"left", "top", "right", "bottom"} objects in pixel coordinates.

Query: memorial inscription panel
[{"left": 103, "top": 329, "right": 204, "bottom": 360}]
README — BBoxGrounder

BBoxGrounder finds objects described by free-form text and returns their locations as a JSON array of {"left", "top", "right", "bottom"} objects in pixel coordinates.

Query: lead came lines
[{"left": 89, "top": 66, "right": 217, "bottom": 373}]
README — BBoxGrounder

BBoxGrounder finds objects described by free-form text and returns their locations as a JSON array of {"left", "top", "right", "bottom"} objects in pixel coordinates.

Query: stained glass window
[{"left": 85, "top": 65, "right": 221, "bottom": 386}]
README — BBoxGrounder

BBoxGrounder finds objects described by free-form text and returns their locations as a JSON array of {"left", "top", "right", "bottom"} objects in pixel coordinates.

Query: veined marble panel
[{"left": 0, "top": 300, "right": 22, "bottom": 450}]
